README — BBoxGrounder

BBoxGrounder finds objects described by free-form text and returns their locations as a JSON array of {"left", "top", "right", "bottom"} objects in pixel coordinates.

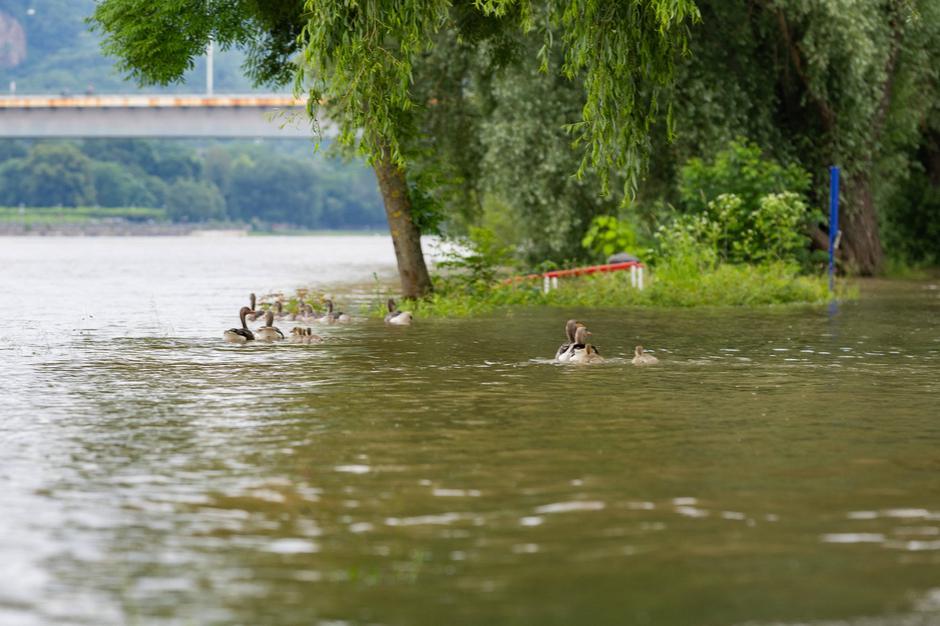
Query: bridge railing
[{"left": 0, "top": 94, "right": 307, "bottom": 109}]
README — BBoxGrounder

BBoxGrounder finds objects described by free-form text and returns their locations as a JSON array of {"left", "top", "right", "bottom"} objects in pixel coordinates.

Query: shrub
[
  {"left": 677, "top": 139, "right": 818, "bottom": 266},
  {"left": 679, "top": 138, "right": 810, "bottom": 214},
  {"left": 435, "top": 226, "right": 514, "bottom": 293}
]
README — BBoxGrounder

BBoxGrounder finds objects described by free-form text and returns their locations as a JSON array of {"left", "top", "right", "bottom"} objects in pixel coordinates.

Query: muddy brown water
[{"left": 1, "top": 236, "right": 938, "bottom": 625}]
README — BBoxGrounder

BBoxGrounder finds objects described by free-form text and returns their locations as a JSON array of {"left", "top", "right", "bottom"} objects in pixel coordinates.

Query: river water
[{"left": 1, "top": 236, "right": 938, "bottom": 626}]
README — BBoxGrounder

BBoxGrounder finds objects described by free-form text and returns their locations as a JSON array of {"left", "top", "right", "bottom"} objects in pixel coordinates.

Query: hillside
[{"left": 0, "top": 0, "right": 256, "bottom": 94}]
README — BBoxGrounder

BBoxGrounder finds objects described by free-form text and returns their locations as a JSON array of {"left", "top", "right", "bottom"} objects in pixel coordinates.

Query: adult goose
[
  {"left": 631, "top": 345, "right": 659, "bottom": 366},
  {"left": 301, "top": 303, "right": 323, "bottom": 323},
  {"left": 256, "top": 310, "right": 285, "bottom": 342},
  {"left": 323, "top": 299, "right": 350, "bottom": 323},
  {"left": 568, "top": 326, "right": 604, "bottom": 364},
  {"left": 273, "top": 300, "right": 288, "bottom": 320},
  {"left": 384, "top": 298, "right": 413, "bottom": 325},
  {"left": 245, "top": 293, "right": 265, "bottom": 322},
  {"left": 223, "top": 306, "right": 255, "bottom": 343},
  {"left": 555, "top": 319, "right": 584, "bottom": 362}
]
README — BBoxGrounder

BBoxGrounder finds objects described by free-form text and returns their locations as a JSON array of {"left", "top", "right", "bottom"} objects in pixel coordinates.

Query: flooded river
[{"left": 1, "top": 236, "right": 939, "bottom": 625}]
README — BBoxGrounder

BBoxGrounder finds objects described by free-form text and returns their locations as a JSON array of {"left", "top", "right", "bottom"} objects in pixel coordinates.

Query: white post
[
  {"left": 551, "top": 276, "right": 559, "bottom": 290},
  {"left": 638, "top": 266, "right": 645, "bottom": 290},
  {"left": 206, "top": 39, "right": 214, "bottom": 95},
  {"left": 630, "top": 265, "right": 637, "bottom": 287},
  {"left": 543, "top": 276, "right": 550, "bottom": 293}
]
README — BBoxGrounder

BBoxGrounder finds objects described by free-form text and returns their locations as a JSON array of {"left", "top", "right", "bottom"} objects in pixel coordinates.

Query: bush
[
  {"left": 679, "top": 138, "right": 810, "bottom": 214},
  {"left": 581, "top": 215, "right": 638, "bottom": 260},
  {"left": 677, "top": 138, "right": 818, "bottom": 266},
  {"left": 436, "top": 226, "right": 514, "bottom": 294}
]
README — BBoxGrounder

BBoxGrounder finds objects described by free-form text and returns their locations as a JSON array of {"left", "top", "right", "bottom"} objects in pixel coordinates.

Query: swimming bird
[
  {"left": 273, "top": 300, "right": 288, "bottom": 320},
  {"left": 384, "top": 298, "right": 413, "bottom": 325},
  {"left": 568, "top": 326, "right": 604, "bottom": 364},
  {"left": 302, "top": 303, "right": 323, "bottom": 323},
  {"left": 631, "top": 345, "right": 659, "bottom": 366},
  {"left": 555, "top": 319, "right": 584, "bottom": 362},
  {"left": 256, "top": 310, "right": 285, "bottom": 342},
  {"left": 290, "top": 327, "right": 323, "bottom": 344},
  {"left": 223, "top": 306, "right": 255, "bottom": 343},
  {"left": 291, "top": 303, "right": 306, "bottom": 322},
  {"left": 245, "top": 293, "right": 265, "bottom": 322},
  {"left": 323, "top": 299, "right": 350, "bottom": 323}
]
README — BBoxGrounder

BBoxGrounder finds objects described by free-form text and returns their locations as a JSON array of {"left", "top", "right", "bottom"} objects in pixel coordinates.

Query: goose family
[
  {"left": 384, "top": 298, "right": 413, "bottom": 325},
  {"left": 554, "top": 319, "right": 658, "bottom": 365},
  {"left": 222, "top": 294, "right": 359, "bottom": 344},
  {"left": 226, "top": 295, "right": 660, "bottom": 365}
]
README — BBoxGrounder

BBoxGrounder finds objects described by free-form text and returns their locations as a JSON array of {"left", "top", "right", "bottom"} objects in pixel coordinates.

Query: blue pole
[{"left": 828, "top": 166, "right": 840, "bottom": 293}]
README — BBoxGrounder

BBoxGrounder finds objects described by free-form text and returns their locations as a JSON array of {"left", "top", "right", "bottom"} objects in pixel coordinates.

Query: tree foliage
[
  {"left": 0, "top": 139, "right": 384, "bottom": 228},
  {"left": 645, "top": 0, "right": 940, "bottom": 273},
  {"left": 297, "top": 0, "right": 699, "bottom": 192}
]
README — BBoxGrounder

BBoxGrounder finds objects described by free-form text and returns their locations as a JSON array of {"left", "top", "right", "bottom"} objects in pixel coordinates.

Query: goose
[
  {"left": 301, "top": 303, "right": 323, "bottom": 323},
  {"left": 384, "top": 298, "right": 413, "bottom": 325},
  {"left": 555, "top": 319, "right": 584, "bottom": 362},
  {"left": 273, "top": 300, "right": 288, "bottom": 320},
  {"left": 302, "top": 327, "right": 323, "bottom": 344},
  {"left": 631, "top": 345, "right": 659, "bottom": 366},
  {"left": 245, "top": 293, "right": 265, "bottom": 322},
  {"left": 256, "top": 310, "right": 285, "bottom": 342},
  {"left": 568, "top": 326, "right": 604, "bottom": 364},
  {"left": 323, "top": 299, "right": 350, "bottom": 323},
  {"left": 223, "top": 306, "right": 255, "bottom": 343}
]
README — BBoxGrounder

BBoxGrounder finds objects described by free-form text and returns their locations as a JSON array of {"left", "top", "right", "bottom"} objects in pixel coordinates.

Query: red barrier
[
  {"left": 504, "top": 261, "right": 646, "bottom": 291},
  {"left": 543, "top": 261, "right": 643, "bottom": 278}
]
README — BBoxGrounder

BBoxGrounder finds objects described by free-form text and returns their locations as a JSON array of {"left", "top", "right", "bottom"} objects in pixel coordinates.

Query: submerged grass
[{"left": 373, "top": 262, "right": 855, "bottom": 319}]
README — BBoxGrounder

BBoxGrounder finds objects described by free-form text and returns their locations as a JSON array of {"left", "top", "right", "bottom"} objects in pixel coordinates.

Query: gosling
[{"left": 631, "top": 345, "right": 659, "bottom": 366}]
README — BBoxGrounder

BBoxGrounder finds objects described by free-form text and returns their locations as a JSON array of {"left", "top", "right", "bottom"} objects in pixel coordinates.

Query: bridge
[{"left": 0, "top": 94, "right": 319, "bottom": 138}]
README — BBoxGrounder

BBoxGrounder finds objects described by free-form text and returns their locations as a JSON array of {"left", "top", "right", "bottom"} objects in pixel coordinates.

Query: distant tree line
[{"left": 0, "top": 139, "right": 386, "bottom": 229}]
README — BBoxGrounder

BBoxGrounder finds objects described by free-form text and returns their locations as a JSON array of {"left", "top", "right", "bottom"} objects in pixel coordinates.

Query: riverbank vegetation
[
  {"left": 12, "top": 1, "right": 940, "bottom": 306},
  {"left": 378, "top": 140, "right": 848, "bottom": 317}
]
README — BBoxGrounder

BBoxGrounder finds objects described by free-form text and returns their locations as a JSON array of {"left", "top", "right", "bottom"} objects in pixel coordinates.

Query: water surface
[{"left": 1, "top": 236, "right": 939, "bottom": 625}]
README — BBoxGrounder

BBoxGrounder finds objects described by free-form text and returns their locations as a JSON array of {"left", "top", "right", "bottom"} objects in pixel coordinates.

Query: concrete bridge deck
[{"left": 0, "top": 94, "right": 317, "bottom": 138}]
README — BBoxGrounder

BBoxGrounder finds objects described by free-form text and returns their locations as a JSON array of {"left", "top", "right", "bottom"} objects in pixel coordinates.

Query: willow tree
[
  {"left": 94, "top": 0, "right": 698, "bottom": 295},
  {"left": 650, "top": 0, "right": 940, "bottom": 275}
]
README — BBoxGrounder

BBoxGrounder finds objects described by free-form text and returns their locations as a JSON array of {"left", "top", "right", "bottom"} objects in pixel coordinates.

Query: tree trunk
[
  {"left": 839, "top": 173, "right": 884, "bottom": 276},
  {"left": 373, "top": 144, "right": 433, "bottom": 298}
]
